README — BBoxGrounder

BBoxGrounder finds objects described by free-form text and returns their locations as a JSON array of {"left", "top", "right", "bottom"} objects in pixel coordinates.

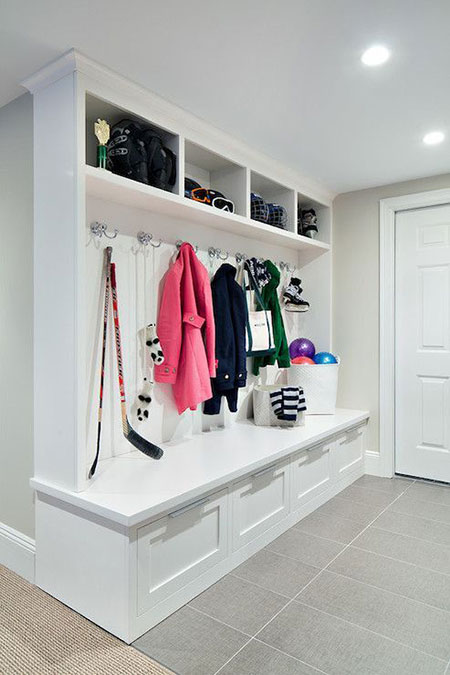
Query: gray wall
[
  {"left": 333, "top": 173, "right": 450, "bottom": 457},
  {"left": 0, "top": 93, "right": 34, "bottom": 538}
]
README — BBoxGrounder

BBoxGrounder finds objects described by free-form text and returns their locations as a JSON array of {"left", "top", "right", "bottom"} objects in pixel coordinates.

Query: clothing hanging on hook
[
  {"left": 253, "top": 260, "right": 290, "bottom": 375},
  {"left": 204, "top": 263, "right": 247, "bottom": 415},
  {"left": 155, "top": 242, "right": 216, "bottom": 414}
]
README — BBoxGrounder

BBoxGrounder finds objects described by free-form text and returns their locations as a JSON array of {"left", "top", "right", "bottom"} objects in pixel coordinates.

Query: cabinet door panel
[
  {"left": 232, "top": 459, "right": 290, "bottom": 551},
  {"left": 335, "top": 425, "right": 365, "bottom": 478},
  {"left": 291, "top": 442, "right": 333, "bottom": 511},
  {"left": 137, "top": 489, "right": 228, "bottom": 614}
]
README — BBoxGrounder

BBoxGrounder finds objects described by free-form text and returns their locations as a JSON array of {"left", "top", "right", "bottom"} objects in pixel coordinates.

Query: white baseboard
[
  {"left": 0, "top": 522, "right": 35, "bottom": 583},
  {"left": 365, "top": 450, "right": 385, "bottom": 476}
]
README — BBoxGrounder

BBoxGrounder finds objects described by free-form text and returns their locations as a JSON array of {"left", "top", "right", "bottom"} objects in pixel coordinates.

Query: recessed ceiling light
[
  {"left": 423, "top": 131, "right": 445, "bottom": 146},
  {"left": 361, "top": 45, "right": 390, "bottom": 66}
]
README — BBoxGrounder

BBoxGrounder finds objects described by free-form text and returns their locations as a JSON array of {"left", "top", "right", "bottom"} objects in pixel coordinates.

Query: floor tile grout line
[
  {"left": 289, "top": 525, "right": 367, "bottom": 545},
  {"left": 349, "top": 542, "right": 450, "bottom": 578},
  {"left": 211, "top": 636, "right": 254, "bottom": 675},
  {"left": 292, "top": 599, "right": 449, "bottom": 665},
  {"left": 387, "top": 505, "right": 450, "bottom": 528},
  {"left": 304, "top": 566, "right": 450, "bottom": 617},
  {"left": 369, "top": 522, "right": 450, "bottom": 548},
  {"left": 216, "top": 481, "right": 419, "bottom": 675},
  {"left": 228, "top": 572, "right": 291, "bottom": 599},
  {"left": 132, "top": 644, "right": 180, "bottom": 675},
  {"left": 212, "top": 556, "right": 327, "bottom": 673},
  {"left": 187, "top": 605, "right": 253, "bottom": 639},
  {"left": 252, "top": 637, "right": 331, "bottom": 675},
  {"left": 445, "top": 658, "right": 450, "bottom": 675},
  {"left": 332, "top": 493, "right": 405, "bottom": 509},
  {"left": 264, "top": 546, "right": 333, "bottom": 566}
]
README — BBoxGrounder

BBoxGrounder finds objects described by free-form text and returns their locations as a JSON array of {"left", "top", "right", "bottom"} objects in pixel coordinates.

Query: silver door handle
[
  {"left": 253, "top": 464, "right": 276, "bottom": 479},
  {"left": 169, "top": 496, "right": 210, "bottom": 518}
]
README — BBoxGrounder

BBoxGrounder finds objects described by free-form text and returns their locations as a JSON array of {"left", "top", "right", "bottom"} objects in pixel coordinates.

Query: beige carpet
[{"left": 0, "top": 565, "right": 173, "bottom": 674}]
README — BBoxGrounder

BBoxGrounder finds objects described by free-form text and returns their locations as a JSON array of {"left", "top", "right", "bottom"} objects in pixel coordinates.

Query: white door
[{"left": 395, "top": 204, "right": 450, "bottom": 481}]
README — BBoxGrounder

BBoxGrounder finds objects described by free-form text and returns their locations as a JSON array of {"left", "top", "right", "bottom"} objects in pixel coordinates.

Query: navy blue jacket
[{"left": 204, "top": 264, "right": 247, "bottom": 415}]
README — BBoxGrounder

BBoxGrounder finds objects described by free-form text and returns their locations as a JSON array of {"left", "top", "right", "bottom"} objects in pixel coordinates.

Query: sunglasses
[{"left": 191, "top": 187, "right": 235, "bottom": 213}]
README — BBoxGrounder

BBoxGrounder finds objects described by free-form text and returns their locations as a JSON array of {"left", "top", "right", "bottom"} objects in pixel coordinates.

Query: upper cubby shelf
[
  {"left": 86, "top": 94, "right": 180, "bottom": 195},
  {"left": 85, "top": 91, "right": 331, "bottom": 258},
  {"left": 85, "top": 165, "right": 330, "bottom": 261},
  {"left": 184, "top": 141, "right": 248, "bottom": 218}
]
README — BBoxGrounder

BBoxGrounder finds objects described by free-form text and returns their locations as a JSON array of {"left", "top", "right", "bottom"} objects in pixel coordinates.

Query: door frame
[{"left": 379, "top": 188, "right": 450, "bottom": 477}]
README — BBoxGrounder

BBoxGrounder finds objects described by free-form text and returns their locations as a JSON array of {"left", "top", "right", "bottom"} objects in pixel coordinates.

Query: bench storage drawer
[
  {"left": 137, "top": 488, "right": 228, "bottom": 614},
  {"left": 291, "top": 441, "right": 333, "bottom": 511},
  {"left": 335, "top": 425, "right": 365, "bottom": 479},
  {"left": 232, "top": 458, "right": 290, "bottom": 551}
]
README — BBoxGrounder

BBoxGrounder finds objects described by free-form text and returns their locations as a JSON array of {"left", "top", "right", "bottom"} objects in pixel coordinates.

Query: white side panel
[
  {"left": 35, "top": 494, "right": 130, "bottom": 641},
  {"left": 33, "top": 72, "right": 84, "bottom": 491}
]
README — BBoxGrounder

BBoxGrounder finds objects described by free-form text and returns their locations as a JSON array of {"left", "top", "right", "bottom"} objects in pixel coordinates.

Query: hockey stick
[
  {"left": 110, "top": 261, "right": 164, "bottom": 460},
  {"left": 89, "top": 246, "right": 112, "bottom": 479}
]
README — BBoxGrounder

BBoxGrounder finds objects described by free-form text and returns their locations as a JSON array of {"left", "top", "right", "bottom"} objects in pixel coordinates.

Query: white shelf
[
  {"left": 31, "top": 409, "right": 368, "bottom": 527},
  {"left": 85, "top": 165, "right": 330, "bottom": 260}
]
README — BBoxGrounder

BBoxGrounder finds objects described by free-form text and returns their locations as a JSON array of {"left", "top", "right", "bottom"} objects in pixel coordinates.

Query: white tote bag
[{"left": 237, "top": 264, "right": 275, "bottom": 357}]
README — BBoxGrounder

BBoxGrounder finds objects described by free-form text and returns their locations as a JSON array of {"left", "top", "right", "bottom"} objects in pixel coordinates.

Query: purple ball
[{"left": 289, "top": 338, "right": 316, "bottom": 360}]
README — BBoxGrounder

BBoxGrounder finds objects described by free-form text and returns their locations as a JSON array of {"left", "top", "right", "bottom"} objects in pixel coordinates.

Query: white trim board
[
  {"left": 0, "top": 522, "right": 35, "bottom": 583},
  {"left": 379, "top": 188, "right": 450, "bottom": 477}
]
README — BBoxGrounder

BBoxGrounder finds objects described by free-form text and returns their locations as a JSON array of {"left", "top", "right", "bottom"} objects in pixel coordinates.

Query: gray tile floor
[{"left": 133, "top": 475, "right": 450, "bottom": 675}]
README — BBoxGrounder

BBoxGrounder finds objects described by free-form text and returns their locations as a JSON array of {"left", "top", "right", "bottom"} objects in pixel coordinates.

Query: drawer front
[
  {"left": 291, "top": 441, "right": 333, "bottom": 511},
  {"left": 137, "top": 488, "right": 228, "bottom": 615},
  {"left": 232, "top": 459, "right": 290, "bottom": 551},
  {"left": 335, "top": 425, "right": 365, "bottom": 478}
]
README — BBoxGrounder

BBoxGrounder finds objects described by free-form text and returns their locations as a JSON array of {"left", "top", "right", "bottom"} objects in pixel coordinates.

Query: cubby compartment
[
  {"left": 184, "top": 140, "right": 248, "bottom": 217},
  {"left": 250, "top": 171, "right": 296, "bottom": 232},
  {"left": 297, "top": 192, "right": 331, "bottom": 244},
  {"left": 85, "top": 93, "right": 180, "bottom": 195}
]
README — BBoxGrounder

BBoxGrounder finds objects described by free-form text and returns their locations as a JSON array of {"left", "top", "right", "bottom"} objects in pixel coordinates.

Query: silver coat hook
[
  {"left": 235, "top": 252, "right": 248, "bottom": 264},
  {"left": 176, "top": 240, "right": 198, "bottom": 253},
  {"left": 280, "top": 261, "right": 296, "bottom": 273},
  {"left": 208, "top": 247, "right": 229, "bottom": 261},
  {"left": 90, "top": 221, "right": 118, "bottom": 239},
  {"left": 137, "top": 231, "right": 162, "bottom": 248}
]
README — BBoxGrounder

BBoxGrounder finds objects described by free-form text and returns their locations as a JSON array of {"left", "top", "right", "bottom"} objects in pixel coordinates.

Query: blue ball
[{"left": 313, "top": 351, "right": 337, "bottom": 364}]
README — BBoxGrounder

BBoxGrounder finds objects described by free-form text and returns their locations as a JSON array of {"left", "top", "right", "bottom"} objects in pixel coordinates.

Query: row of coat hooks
[{"left": 90, "top": 222, "right": 295, "bottom": 272}]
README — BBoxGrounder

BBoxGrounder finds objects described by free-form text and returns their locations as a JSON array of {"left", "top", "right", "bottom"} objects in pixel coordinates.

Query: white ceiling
[{"left": 1, "top": 0, "right": 449, "bottom": 193}]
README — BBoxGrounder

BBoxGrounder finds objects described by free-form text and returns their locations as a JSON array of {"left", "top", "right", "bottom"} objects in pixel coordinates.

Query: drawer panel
[
  {"left": 335, "top": 425, "right": 365, "bottom": 477},
  {"left": 232, "top": 459, "right": 290, "bottom": 551},
  {"left": 137, "top": 488, "right": 228, "bottom": 615},
  {"left": 291, "top": 441, "right": 333, "bottom": 511}
]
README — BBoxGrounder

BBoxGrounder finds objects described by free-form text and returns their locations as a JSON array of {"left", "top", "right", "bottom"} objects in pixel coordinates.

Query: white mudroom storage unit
[{"left": 24, "top": 50, "right": 368, "bottom": 643}]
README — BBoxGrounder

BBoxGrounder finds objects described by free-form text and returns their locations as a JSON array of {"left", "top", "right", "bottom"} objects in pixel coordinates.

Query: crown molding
[
  {"left": 21, "top": 48, "right": 78, "bottom": 93},
  {"left": 21, "top": 49, "right": 336, "bottom": 205}
]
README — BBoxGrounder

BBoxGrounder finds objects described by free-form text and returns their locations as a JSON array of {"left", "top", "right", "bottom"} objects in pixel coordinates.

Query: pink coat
[{"left": 155, "top": 243, "right": 216, "bottom": 414}]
